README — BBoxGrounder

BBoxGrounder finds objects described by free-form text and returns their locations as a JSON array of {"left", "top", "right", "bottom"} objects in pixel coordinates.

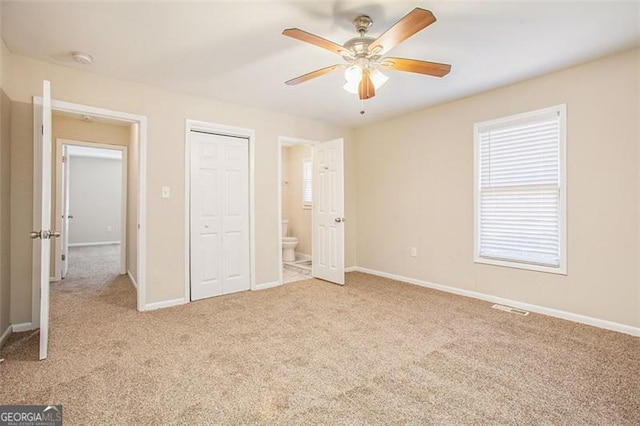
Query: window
[
  {"left": 474, "top": 105, "right": 566, "bottom": 274},
  {"left": 302, "top": 157, "right": 312, "bottom": 207}
]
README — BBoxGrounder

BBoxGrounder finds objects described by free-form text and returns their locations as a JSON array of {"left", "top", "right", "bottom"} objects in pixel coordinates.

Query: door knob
[
  {"left": 67, "top": 215, "right": 74, "bottom": 219},
  {"left": 334, "top": 217, "right": 346, "bottom": 223},
  {"left": 29, "top": 230, "right": 60, "bottom": 240}
]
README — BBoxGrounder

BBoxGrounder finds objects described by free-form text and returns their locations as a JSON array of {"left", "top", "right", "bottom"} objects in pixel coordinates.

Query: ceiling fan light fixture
[
  {"left": 343, "top": 65, "right": 388, "bottom": 95},
  {"left": 343, "top": 65, "right": 361, "bottom": 94},
  {"left": 370, "top": 68, "right": 389, "bottom": 90}
]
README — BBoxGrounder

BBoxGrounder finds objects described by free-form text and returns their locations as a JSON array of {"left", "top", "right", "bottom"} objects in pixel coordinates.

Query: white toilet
[{"left": 282, "top": 220, "right": 299, "bottom": 262}]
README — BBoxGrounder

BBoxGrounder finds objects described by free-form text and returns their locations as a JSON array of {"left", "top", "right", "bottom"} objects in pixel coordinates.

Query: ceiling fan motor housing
[
  {"left": 343, "top": 36, "right": 375, "bottom": 59},
  {"left": 353, "top": 15, "right": 372, "bottom": 35}
]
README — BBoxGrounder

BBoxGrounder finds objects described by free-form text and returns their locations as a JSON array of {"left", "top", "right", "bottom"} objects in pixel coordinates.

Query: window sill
[{"left": 474, "top": 256, "right": 567, "bottom": 275}]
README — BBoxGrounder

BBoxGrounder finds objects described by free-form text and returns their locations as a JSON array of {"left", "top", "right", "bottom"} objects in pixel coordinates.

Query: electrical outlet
[
  {"left": 410, "top": 247, "right": 417, "bottom": 257},
  {"left": 106, "top": 225, "right": 112, "bottom": 232}
]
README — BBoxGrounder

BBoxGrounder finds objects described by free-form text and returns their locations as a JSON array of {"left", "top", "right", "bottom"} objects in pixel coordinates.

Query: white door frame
[
  {"left": 33, "top": 98, "right": 147, "bottom": 322},
  {"left": 277, "top": 136, "right": 318, "bottom": 285},
  {"left": 53, "top": 139, "right": 128, "bottom": 280},
  {"left": 184, "top": 119, "right": 256, "bottom": 301}
]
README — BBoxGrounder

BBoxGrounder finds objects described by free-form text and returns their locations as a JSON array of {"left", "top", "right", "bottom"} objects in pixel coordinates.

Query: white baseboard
[
  {"left": 0, "top": 325, "right": 11, "bottom": 348},
  {"left": 345, "top": 266, "right": 358, "bottom": 273},
  {"left": 11, "top": 322, "right": 34, "bottom": 332},
  {"left": 254, "top": 281, "right": 281, "bottom": 291},
  {"left": 127, "top": 270, "right": 138, "bottom": 289},
  {"left": 294, "top": 252, "right": 312, "bottom": 261},
  {"left": 144, "top": 298, "right": 186, "bottom": 311},
  {"left": 354, "top": 267, "right": 640, "bottom": 337},
  {"left": 68, "top": 241, "right": 121, "bottom": 247}
]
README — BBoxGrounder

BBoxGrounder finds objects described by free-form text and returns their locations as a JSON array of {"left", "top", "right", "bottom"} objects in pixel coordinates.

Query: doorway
[
  {"left": 53, "top": 139, "right": 128, "bottom": 281},
  {"left": 279, "top": 138, "right": 315, "bottom": 284},
  {"left": 278, "top": 136, "right": 346, "bottom": 286},
  {"left": 32, "top": 96, "right": 147, "bottom": 330}
]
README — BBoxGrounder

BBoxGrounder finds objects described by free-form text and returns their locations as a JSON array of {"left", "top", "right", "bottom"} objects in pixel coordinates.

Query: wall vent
[{"left": 491, "top": 304, "right": 530, "bottom": 316}]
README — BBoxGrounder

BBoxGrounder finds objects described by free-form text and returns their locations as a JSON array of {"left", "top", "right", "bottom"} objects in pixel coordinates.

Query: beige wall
[
  {"left": 53, "top": 115, "right": 130, "bottom": 147},
  {"left": 5, "top": 49, "right": 353, "bottom": 322},
  {"left": 128, "top": 123, "right": 139, "bottom": 283},
  {"left": 67, "top": 156, "right": 122, "bottom": 245},
  {"left": 355, "top": 48, "right": 640, "bottom": 328},
  {"left": 0, "top": 88, "right": 11, "bottom": 336},
  {"left": 282, "top": 144, "right": 313, "bottom": 256}
]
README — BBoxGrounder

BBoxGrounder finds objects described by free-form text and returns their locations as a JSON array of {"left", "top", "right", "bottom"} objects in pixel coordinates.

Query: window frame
[
  {"left": 302, "top": 157, "right": 313, "bottom": 209},
  {"left": 473, "top": 104, "right": 567, "bottom": 275}
]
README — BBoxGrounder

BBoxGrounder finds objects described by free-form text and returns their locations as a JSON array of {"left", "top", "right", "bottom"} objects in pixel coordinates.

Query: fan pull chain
[{"left": 360, "top": 99, "right": 365, "bottom": 115}]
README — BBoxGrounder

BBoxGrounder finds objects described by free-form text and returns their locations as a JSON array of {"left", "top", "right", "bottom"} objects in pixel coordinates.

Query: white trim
[
  {"left": 144, "top": 298, "right": 186, "bottom": 311},
  {"left": 33, "top": 98, "right": 147, "bottom": 314},
  {"left": 11, "top": 322, "right": 34, "bottom": 332},
  {"left": 31, "top": 100, "right": 42, "bottom": 328},
  {"left": 0, "top": 325, "right": 11, "bottom": 348},
  {"left": 345, "top": 266, "right": 358, "bottom": 273},
  {"left": 473, "top": 104, "right": 567, "bottom": 275},
  {"left": 278, "top": 136, "right": 318, "bottom": 285},
  {"left": 353, "top": 267, "right": 640, "bottom": 337},
  {"left": 127, "top": 270, "right": 138, "bottom": 289},
  {"left": 184, "top": 119, "right": 256, "bottom": 302},
  {"left": 254, "top": 281, "right": 281, "bottom": 291},
  {"left": 294, "top": 252, "right": 312, "bottom": 261},
  {"left": 68, "top": 241, "right": 121, "bottom": 247}
]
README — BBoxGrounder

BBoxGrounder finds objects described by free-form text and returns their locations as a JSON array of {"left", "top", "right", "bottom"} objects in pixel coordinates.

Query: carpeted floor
[{"left": 1, "top": 245, "right": 639, "bottom": 424}]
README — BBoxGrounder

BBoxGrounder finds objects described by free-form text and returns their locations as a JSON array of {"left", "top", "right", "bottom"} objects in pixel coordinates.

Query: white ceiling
[{"left": 3, "top": 1, "right": 639, "bottom": 127}]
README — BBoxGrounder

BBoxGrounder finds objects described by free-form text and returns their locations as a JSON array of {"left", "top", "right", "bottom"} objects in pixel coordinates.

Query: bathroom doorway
[{"left": 278, "top": 137, "right": 316, "bottom": 284}]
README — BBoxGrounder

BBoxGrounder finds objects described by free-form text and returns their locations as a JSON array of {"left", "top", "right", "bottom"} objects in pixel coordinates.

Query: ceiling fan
[{"left": 282, "top": 8, "right": 451, "bottom": 105}]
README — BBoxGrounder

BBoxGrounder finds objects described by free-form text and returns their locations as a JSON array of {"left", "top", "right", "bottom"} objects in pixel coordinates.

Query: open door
[
  {"left": 312, "top": 138, "right": 345, "bottom": 285},
  {"left": 31, "top": 80, "right": 55, "bottom": 360}
]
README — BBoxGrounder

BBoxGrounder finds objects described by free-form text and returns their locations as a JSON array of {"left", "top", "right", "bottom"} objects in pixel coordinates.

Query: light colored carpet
[{"left": 1, "top": 245, "right": 639, "bottom": 424}]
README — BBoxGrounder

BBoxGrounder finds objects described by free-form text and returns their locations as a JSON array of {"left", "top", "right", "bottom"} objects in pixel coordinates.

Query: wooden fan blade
[
  {"left": 285, "top": 65, "right": 341, "bottom": 85},
  {"left": 358, "top": 69, "right": 375, "bottom": 100},
  {"left": 368, "top": 8, "right": 436, "bottom": 55},
  {"left": 380, "top": 57, "right": 451, "bottom": 77},
  {"left": 282, "top": 28, "right": 347, "bottom": 56}
]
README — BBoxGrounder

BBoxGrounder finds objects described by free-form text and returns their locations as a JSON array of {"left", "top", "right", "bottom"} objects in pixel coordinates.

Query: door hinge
[
  {"left": 62, "top": 254, "right": 66, "bottom": 261},
  {"left": 62, "top": 155, "right": 66, "bottom": 163},
  {"left": 41, "top": 125, "right": 44, "bottom": 135}
]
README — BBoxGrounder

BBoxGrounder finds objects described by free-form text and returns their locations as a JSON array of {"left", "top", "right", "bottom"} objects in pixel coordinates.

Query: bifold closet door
[{"left": 190, "top": 131, "right": 250, "bottom": 301}]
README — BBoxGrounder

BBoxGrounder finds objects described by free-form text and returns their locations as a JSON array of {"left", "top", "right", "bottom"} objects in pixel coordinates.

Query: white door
[
  {"left": 31, "top": 80, "right": 54, "bottom": 360},
  {"left": 190, "top": 131, "right": 250, "bottom": 300},
  {"left": 312, "top": 138, "right": 345, "bottom": 285},
  {"left": 61, "top": 145, "right": 71, "bottom": 278}
]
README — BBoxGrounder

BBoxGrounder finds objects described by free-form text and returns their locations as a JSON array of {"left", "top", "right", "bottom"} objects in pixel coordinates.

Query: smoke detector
[{"left": 71, "top": 51, "right": 93, "bottom": 65}]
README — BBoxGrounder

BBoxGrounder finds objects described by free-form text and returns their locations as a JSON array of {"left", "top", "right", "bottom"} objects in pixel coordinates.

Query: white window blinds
[
  {"left": 302, "top": 158, "right": 312, "bottom": 205},
  {"left": 475, "top": 105, "right": 566, "bottom": 272}
]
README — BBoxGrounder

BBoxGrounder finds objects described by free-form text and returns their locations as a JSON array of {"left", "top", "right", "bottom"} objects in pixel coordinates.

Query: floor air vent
[{"left": 491, "top": 304, "right": 530, "bottom": 316}]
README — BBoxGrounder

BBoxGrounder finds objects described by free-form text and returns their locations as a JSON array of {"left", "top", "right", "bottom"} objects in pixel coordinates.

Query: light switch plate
[{"left": 161, "top": 186, "right": 171, "bottom": 198}]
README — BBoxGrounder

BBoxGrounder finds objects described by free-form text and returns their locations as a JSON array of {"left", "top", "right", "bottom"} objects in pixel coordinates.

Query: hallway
[
  {"left": 0, "top": 244, "right": 135, "bottom": 361},
  {"left": 54, "top": 244, "right": 134, "bottom": 303}
]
